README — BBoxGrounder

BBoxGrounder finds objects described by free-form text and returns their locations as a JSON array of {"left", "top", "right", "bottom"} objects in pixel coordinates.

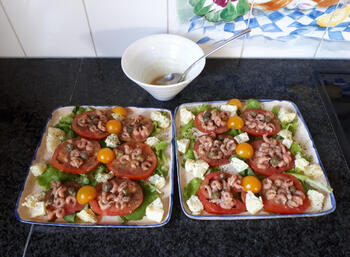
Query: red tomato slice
[
  {"left": 248, "top": 139, "right": 295, "bottom": 176},
  {"left": 120, "top": 115, "right": 154, "bottom": 142},
  {"left": 107, "top": 142, "right": 157, "bottom": 179},
  {"left": 194, "top": 134, "right": 236, "bottom": 166},
  {"left": 240, "top": 109, "right": 281, "bottom": 137},
  {"left": 197, "top": 172, "right": 246, "bottom": 214},
  {"left": 72, "top": 110, "right": 112, "bottom": 140},
  {"left": 50, "top": 137, "right": 100, "bottom": 174},
  {"left": 89, "top": 177, "right": 143, "bottom": 216},
  {"left": 262, "top": 174, "right": 310, "bottom": 214},
  {"left": 194, "top": 110, "right": 230, "bottom": 134}
]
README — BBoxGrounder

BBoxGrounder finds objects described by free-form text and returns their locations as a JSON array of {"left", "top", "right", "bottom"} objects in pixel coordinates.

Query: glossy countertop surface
[{"left": 1, "top": 59, "right": 350, "bottom": 257}]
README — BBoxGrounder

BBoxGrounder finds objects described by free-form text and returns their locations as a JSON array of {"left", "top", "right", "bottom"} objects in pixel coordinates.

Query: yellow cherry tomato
[
  {"left": 236, "top": 142, "right": 254, "bottom": 159},
  {"left": 227, "top": 98, "right": 243, "bottom": 109},
  {"left": 106, "top": 119, "right": 122, "bottom": 134},
  {"left": 77, "top": 185, "right": 97, "bottom": 204},
  {"left": 97, "top": 148, "right": 115, "bottom": 164},
  {"left": 227, "top": 116, "right": 244, "bottom": 130},
  {"left": 242, "top": 176, "right": 262, "bottom": 194},
  {"left": 112, "top": 106, "right": 127, "bottom": 117}
]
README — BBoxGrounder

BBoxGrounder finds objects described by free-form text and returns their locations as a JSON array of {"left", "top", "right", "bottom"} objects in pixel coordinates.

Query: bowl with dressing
[{"left": 121, "top": 34, "right": 205, "bottom": 101}]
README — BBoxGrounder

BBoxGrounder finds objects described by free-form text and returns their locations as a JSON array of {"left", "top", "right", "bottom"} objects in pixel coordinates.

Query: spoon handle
[{"left": 179, "top": 28, "right": 251, "bottom": 82}]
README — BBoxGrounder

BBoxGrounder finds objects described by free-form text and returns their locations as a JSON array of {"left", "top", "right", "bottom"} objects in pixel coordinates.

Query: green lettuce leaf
[
  {"left": 154, "top": 141, "right": 169, "bottom": 177},
  {"left": 245, "top": 99, "right": 261, "bottom": 109},
  {"left": 192, "top": 104, "right": 210, "bottom": 115},
  {"left": 281, "top": 119, "right": 298, "bottom": 136},
  {"left": 290, "top": 141, "right": 302, "bottom": 156},
  {"left": 272, "top": 106, "right": 279, "bottom": 117},
  {"left": 184, "top": 178, "right": 203, "bottom": 201},
  {"left": 63, "top": 213, "right": 76, "bottom": 223},
  {"left": 37, "top": 165, "right": 76, "bottom": 189},
  {"left": 180, "top": 120, "right": 195, "bottom": 138},
  {"left": 151, "top": 121, "right": 161, "bottom": 136},
  {"left": 286, "top": 172, "right": 332, "bottom": 193}
]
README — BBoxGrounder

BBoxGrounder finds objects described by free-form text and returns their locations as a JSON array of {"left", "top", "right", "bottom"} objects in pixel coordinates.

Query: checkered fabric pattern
[{"left": 188, "top": 4, "right": 350, "bottom": 43}]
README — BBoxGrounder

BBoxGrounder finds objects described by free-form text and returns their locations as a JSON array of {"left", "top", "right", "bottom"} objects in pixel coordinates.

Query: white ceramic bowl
[{"left": 121, "top": 34, "right": 205, "bottom": 101}]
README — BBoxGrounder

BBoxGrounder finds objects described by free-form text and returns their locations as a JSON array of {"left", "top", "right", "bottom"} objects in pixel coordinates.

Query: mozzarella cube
[
  {"left": 186, "top": 195, "right": 203, "bottom": 215},
  {"left": 282, "top": 138, "right": 293, "bottom": 149},
  {"left": 277, "top": 129, "right": 293, "bottom": 140},
  {"left": 307, "top": 189, "right": 325, "bottom": 212},
  {"left": 111, "top": 113, "right": 125, "bottom": 120},
  {"left": 46, "top": 127, "right": 65, "bottom": 153},
  {"left": 22, "top": 193, "right": 44, "bottom": 208},
  {"left": 278, "top": 107, "right": 297, "bottom": 123},
  {"left": 105, "top": 133, "right": 120, "bottom": 148},
  {"left": 245, "top": 191, "right": 264, "bottom": 215},
  {"left": 177, "top": 138, "right": 190, "bottom": 154},
  {"left": 95, "top": 172, "right": 114, "bottom": 183},
  {"left": 30, "top": 201, "right": 46, "bottom": 218},
  {"left": 77, "top": 209, "right": 97, "bottom": 223},
  {"left": 146, "top": 197, "right": 164, "bottom": 223},
  {"left": 295, "top": 156, "right": 309, "bottom": 171},
  {"left": 30, "top": 162, "right": 47, "bottom": 177},
  {"left": 148, "top": 174, "right": 166, "bottom": 189},
  {"left": 185, "top": 159, "right": 209, "bottom": 178},
  {"left": 180, "top": 108, "right": 195, "bottom": 125},
  {"left": 145, "top": 136, "right": 160, "bottom": 147},
  {"left": 151, "top": 111, "right": 170, "bottom": 128},
  {"left": 234, "top": 132, "right": 249, "bottom": 144},
  {"left": 230, "top": 157, "right": 249, "bottom": 173},
  {"left": 304, "top": 164, "right": 324, "bottom": 178},
  {"left": 220, "top": 104, "right": 237, "bottom": 116}
]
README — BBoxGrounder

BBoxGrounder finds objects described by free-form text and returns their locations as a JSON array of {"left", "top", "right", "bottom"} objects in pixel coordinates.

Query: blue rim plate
[
  {"left": 15, "top": 105, "right": 174, "bottom": 228},
  {"left": 175, "top": 99, "right": 336, "bottom": 220}
]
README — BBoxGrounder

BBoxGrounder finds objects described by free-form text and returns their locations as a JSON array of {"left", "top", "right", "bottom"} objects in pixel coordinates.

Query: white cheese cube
[
  {"left": 282, "top": 138, "right": 293, "bottom": 149},
  {"left": 105, "top": 133, "right": 120, "bottom": 148},
  {"left": 186, "top": 195, "right": 203, "bottom": 215},
  {"left": 146, "top": 197, "right": 164, "bottom": 223},
  {"left": 185, "top": 159, "right": 209, "bottom": 178},
  {"left": 180, "top": 108, "right": 195, "bottom": 125},
  {"left": 304, "top": 164, "right": 323, "bottom": 178},
  {"left": 177, "top": 138, "right": 190, "bottom": 154},
  {"left": 77, "top": 209, "right": 97, "bottom": 223},
  {"left": 145, "top": 136, "right": 160, "bottom": 147},
  {"left": 234, "top": 132, "right": 249, "bottom": 144},
  {"left": 295, "top": 156, "right": 309, "bottom": 171},
  {"left": 277, "top": 129, "right": 293, "bottom": 140},
  {"left": 22, "top": 193, "right": 44, "bottom": 208},
  {"left": 148, "top": 174, "right": 166, "bottom": 189},
  {"left": 30, "top": 162, "right": 47, "bottom": 177},
  {"left": 245, "top": 191, "right": 264, "bottom": 215},
  {"left": 111, "top": 113, "right": 125, "bottom": 120},
  {"left": 220, "top": 104, "right": 237, "bottom": 116},
  {"left": 278, "top": 107, "right": 297, "bottom": 123},
  {"left": 30, "top": 201, "right": 46, "bottom": 218},
  {"left": 46, "top": 127, "right": 65, "bottom": 153},
  {"left": 230, "top": 157, "right": 249, "bottom": 173},
  {"left": 95, "top": 172, "right": 114, "bottom": 183},
  {"left": 151, "top": 111, "right": 170, "bottom": 128},
  {"left": 307, "top": 189, "right": 325, "bottom": 212}
]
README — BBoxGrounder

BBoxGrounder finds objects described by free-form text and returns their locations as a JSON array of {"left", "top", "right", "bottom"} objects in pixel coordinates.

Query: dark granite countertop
[{"left": 1, "top": 59, "right": 350, "bottom": 257}]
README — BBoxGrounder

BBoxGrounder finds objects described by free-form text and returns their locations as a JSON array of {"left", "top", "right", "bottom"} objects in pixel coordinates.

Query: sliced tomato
[
  {"left": 197, "top": 172, "right": 246, "bottom": 214},
  {"left": 89, "top": 177, "right": 143, "bottom": 216},
  {"left": 240, "top": 109, "right": 280, "bottom": 136},
  {"left": 262, "top": 174, "right": 310, "bottom": 214},
  {"left": 107, "top": 142, "right": 157, "bottom": 179},
  {"left": 50, "top": 137, "right": 100, "bottom": 174},
  {"left": 248, "top": 139, "right": 295, "bottom": 176},
  {"left": 194, "top": 134, "right": 236, "bottom": 166},
  {"left": 72, "top": 110, "right": 111, "bottom": 140},
  {"left": 194, "top": 110, "right": 229, "bottom": 134},
  {"left": 120, "top": 115, "right": 154, "bottom": 142}
]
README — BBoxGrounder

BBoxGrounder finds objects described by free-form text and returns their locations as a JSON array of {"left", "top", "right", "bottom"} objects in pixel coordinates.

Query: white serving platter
[
  {"left": 16, "top": 105, "right": 174, "bottom": 228},
  {"left": 175, "top": 99, "right": 336, "bottom": 220}
]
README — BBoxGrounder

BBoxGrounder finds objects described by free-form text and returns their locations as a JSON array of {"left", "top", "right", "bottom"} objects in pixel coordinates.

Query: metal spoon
[{"left": 155, "top": 28, "right": 251, "bottom": 85}]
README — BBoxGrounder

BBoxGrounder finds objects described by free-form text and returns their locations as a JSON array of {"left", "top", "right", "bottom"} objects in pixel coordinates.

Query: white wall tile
[
  {"left": 0, "top": 3, "right": 24, "bottom": 56},
  {"left": 84, "top": 0, "right": 167, "bottom": 57},
  {"left": 2, "top": 0, "right": 95, "bottom": 57}
]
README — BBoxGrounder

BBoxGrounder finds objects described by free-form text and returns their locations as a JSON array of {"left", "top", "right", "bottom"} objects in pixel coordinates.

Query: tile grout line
[
  {"left": 69, "top": 59, "right": 84, "bottom": 104},
  {"left": 240, "top": 0, "right": 255, "bottom": 59},
  {"left": 82, "top": 0, "right": 98, "bottom": 57},
  {"left": 22, "top": 224, "right": 34, "bottom": 257},
  {"left": 0, "top": 0, "right": 27, "bottom": 56},
  {"left": 313, "top": 0, "right": 341, "bottom": 58}
]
